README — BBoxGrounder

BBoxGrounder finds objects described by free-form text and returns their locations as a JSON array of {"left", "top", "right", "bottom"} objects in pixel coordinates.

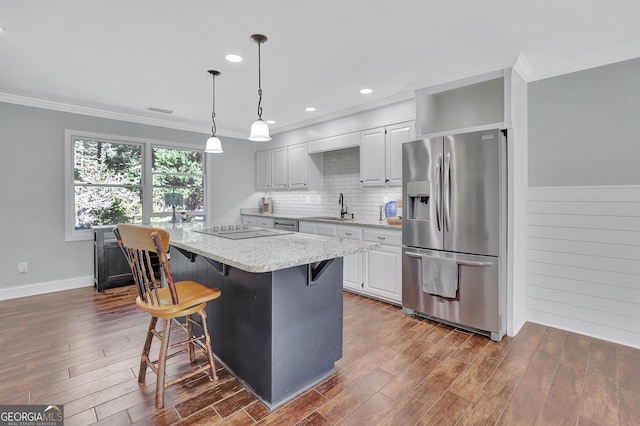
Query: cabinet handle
[
  {"left": 345, "top": 232, "right": 352, "bottom": 236},
  {"left": 385, "top": 178, "right": 389, "bottom": 183},
  {"left": 360, "top": 180, "right": 363, "bottom": 183},
  {"left": 377, "top": 236, "right": 386, "bottom": 240}
]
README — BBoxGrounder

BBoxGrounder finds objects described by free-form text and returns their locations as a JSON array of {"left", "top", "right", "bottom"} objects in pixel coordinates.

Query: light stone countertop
[
  {"left": 240, "top": 211, "right": 403, "bottom": 230},
  {"left": 155, "top": 222, "right": 381, "bottom": 273}
]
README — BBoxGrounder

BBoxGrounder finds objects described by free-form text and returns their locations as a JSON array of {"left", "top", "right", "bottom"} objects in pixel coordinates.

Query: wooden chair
[{"left": 114, "top": 224, "right": 220, "bottom": 409}]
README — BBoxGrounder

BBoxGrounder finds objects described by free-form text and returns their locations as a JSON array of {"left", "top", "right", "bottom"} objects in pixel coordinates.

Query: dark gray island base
[{"left": 170, "top": 246, "right": 344, "bottom": 409}]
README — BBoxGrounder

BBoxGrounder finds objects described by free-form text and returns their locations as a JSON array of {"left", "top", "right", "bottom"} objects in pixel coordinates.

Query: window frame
[{"left": 65, "top": 129, "right": 207, "bottom": 241}]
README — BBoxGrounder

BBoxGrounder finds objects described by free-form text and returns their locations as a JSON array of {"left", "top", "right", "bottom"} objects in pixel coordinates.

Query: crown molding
[
  {"left": 0, "top": 92, "right": 246, "bottom": 139},
  {"left": 512, "top": 53, "right": 534, "bottom": 82}
]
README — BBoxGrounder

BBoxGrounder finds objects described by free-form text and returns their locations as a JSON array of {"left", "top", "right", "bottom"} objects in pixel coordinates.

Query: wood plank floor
[{"left": 1, "top": 285, "right": 639, "bottom": 425}]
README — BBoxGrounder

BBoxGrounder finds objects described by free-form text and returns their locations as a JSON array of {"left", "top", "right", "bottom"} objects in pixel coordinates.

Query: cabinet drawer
[
  {"left": 363, "top": 228, "right": 401, "bottom": 246},
  {"left": 256, "top": 217, "right": 275, "bottom": 228},
  {"left": 337, "top": 225, "right": 362, "bottom": 240},
  {"left": 241, "top": 216, "right": 258, "bottom": 226}
]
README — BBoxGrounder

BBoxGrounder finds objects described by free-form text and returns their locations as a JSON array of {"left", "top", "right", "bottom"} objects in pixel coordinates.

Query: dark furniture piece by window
[{"left": 94, "top": 226, "right": 133, "bottom": 292}]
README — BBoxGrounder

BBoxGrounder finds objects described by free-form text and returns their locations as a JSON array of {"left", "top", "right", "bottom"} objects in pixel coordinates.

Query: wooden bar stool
[{"left": 114, "top": 224, "right": 221, "bottom": 409}]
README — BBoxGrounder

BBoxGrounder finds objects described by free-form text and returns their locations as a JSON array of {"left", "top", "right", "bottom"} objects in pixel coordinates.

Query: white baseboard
[{"left": 0, "top": 275, "right": 94, "bottom": 301}]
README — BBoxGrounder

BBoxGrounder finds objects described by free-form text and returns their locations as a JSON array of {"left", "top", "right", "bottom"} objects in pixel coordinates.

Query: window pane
[
  {"left": 74, "top": 139, "right": 142, "bottom": 185},
  {"left": 74, "top": 186, "right": 142, "bottom": 229},
  {"left": 151, "top": 146, "right": 204, "bottom": 214},
  {"left": 152, "top": 147, "right": 203, "bottom": 174},
  {"left": 153, "top": 187, "right": 204, "bottom": 213}
]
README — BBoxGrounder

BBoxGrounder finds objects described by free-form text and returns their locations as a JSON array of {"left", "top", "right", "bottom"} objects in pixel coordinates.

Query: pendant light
[
  {"left": 205, "top": 70, "right": 223, "bottom": 153},
  {"left": 248, "top": 34, "right": 272, "bottom": 142}
]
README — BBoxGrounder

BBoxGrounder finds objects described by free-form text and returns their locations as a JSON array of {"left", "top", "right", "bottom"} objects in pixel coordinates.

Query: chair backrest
[{"left": 114, "top": 224, "right": 179, "bottom": 306}]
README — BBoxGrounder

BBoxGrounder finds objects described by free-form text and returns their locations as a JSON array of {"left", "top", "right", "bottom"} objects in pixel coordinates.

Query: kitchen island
[{"left": 158, "top": 223, "right": 379, "bottom": 409}]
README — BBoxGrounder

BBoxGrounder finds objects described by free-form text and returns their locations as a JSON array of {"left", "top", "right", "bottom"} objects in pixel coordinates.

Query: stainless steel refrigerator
[{"left": 402, "top": 128, "right": 507, "bottom": 340}]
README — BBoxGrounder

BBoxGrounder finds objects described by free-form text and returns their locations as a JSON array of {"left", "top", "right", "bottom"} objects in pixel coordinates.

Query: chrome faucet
[{"left": 339, "top": 193, "right": 348, "bottom": 218}]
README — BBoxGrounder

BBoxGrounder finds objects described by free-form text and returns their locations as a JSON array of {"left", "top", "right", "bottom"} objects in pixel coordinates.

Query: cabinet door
[
  {"left": 359, "top": 127, "right": 386, "bottom": 186},
  {"left": 271, "top": 147, "right": 288, "bottom": 190},
  {"left": 256, "top": 151, "right": 271, "bottom": 190},
  {"left": 288, "top": 143, "right": 308, "bottom": 189},
  {"left": 338, "top": 225, "right": 363, "bottom": 293},
  {"left": 363, "top": 244, "right": 402, "bottom": 304},
  {"left": 386, "top": 121, "right": 414, "bottom": 186},
  {"left": 343, "top": 252, "right": 362, "bottom": 293}
]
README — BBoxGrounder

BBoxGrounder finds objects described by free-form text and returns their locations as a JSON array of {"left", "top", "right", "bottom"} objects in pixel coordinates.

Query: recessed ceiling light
[
  {"left": 360, "top": 88, "right": 373, "bottom": 94},
  {"left": 225, "top": 54, "right": 242, "bottom": 63},
  {"left": 266, "top": 120, "right": 276, "bottom": 124},
  {"left": 305, "top": 107, "right": 316, "bottom": 112}
]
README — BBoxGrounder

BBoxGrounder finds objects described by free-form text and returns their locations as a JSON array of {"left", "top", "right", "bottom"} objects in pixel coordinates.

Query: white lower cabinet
[
  {"left": 241, "top": 215, "right": 273, "bottom": 228},
  {"left": 297, "top": 221, "right": 402, "bottom": 304},
  {"left": 241, "top": 215, "right": 257, "bottom": 226},
  {"left": 362, "top": 228, "right": 402, "bottom": 304},
  {"left": 337, "top": 225, "right": 363, "bottom": 293}
]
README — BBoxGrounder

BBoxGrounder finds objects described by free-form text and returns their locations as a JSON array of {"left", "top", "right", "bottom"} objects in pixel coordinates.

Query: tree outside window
[{"left": 68, "top": 132, "right": 206, "bottom": 239}]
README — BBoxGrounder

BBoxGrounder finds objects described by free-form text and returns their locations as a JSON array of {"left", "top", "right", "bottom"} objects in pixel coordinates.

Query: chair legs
[
  {"left": 155, "top": 318, "right": 172, "bottom": 409},
  {"left": 198, "top": 309, "right": 218, "bottom": 381},
  {"left": 138, "top": 311, "right": 218, "bottom": 409},
  {"left": 139, "top": 316, "right": 158, "bottom": 383}
]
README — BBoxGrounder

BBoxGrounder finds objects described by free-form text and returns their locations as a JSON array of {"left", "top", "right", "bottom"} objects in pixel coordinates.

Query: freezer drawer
[{"left": 402, "top": 247, "right": 504, "bottom": 339}]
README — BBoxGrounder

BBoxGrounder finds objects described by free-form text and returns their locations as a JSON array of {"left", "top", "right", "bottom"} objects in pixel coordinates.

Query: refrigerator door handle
[
  {"left": 443, "top": 152, "right": 451, "bottom": 232},
  {"left": 405, "top": 252, "right": 493, "bottom": 267},
  {"left": 435, "top": 153, "right": 442, "bottom": 231}
]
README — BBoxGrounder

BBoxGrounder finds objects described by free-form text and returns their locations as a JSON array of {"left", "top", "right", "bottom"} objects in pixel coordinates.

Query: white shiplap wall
[{"left": 526, "top": 186, "right": 640, "bottom": 348}]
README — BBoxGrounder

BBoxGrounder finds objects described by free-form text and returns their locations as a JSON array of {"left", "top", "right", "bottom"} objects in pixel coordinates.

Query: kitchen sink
[{"left": 306, "top": 216, "right": 353, "bottom": 221}]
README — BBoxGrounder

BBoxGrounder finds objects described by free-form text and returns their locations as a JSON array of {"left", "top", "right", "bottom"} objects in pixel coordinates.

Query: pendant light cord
[
  {"left": 257, "top": 40, "right": 263, "bottom": 120},
  {"left": 211, "top": 73, "right": 217, "bottom": 136}
]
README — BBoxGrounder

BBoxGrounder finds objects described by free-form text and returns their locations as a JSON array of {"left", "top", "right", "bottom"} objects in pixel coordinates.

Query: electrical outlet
[{"left": 18, "top": 262, "right": 28, "bottom": 274}]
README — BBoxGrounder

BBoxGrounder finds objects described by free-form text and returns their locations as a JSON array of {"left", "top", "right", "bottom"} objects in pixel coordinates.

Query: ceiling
[{"left": 1, "top": 1, "right": 640, "bottom": 139}]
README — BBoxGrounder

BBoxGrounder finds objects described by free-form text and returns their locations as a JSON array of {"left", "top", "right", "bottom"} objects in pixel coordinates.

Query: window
[
  {"left": 151, "top": 147, "right": 205, "bottom": 223},
  {"left": 65, "top": 130, "right": 206, "bottom": 241}
]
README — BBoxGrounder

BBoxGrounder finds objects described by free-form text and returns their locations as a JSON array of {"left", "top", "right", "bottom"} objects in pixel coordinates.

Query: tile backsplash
[{"left": 261, "top": 147, "right": 401, "bottom": 221}]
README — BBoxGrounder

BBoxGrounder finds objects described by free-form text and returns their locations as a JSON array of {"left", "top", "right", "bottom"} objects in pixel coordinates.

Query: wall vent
[{"left": 147, "top": 107, "right": 174, "bottom": 114}]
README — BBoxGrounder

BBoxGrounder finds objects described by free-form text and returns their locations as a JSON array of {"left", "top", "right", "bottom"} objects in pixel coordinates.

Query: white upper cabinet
[
  {"left": 359, "top": 127, "right": 386, "bottom": 186},
  {"left": 386, "top": 122, "right": 415, "bottom": 186},
  {"left": 256, "top": 150, "right": 271, "bottom": 190},
  {"left": 360, "top": 121, "right": 415, "bottom": 187},
  {"left": 256, "top": 144, "right": 323, "bottom": 191},
  {"left": 271, "top": 147, "right": 288, "bottom": 190},
  {"left": 287, "top": 143, "right": 308, "bottom": 189}
]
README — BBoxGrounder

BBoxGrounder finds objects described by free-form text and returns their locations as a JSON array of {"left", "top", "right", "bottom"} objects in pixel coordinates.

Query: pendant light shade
[
  {"left": 205, "top": 135, "right": 223, "bottom": 153},
  {"left": 249, "top": 119, "right": 271, "bottom": 142},
  {"left": 205, "top": 70, "right": 224, "bottom": 153},
  {"left": 248, "top": 34, "right": 272, "bottom": 142}
]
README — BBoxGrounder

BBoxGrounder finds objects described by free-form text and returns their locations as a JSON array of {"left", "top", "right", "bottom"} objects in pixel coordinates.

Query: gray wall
[
  {"left": 0, "top": 102, "right": 255, "bottom": 290},
  {"left": 529, "top": 57, "right": 640, "bottom": 186}
]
